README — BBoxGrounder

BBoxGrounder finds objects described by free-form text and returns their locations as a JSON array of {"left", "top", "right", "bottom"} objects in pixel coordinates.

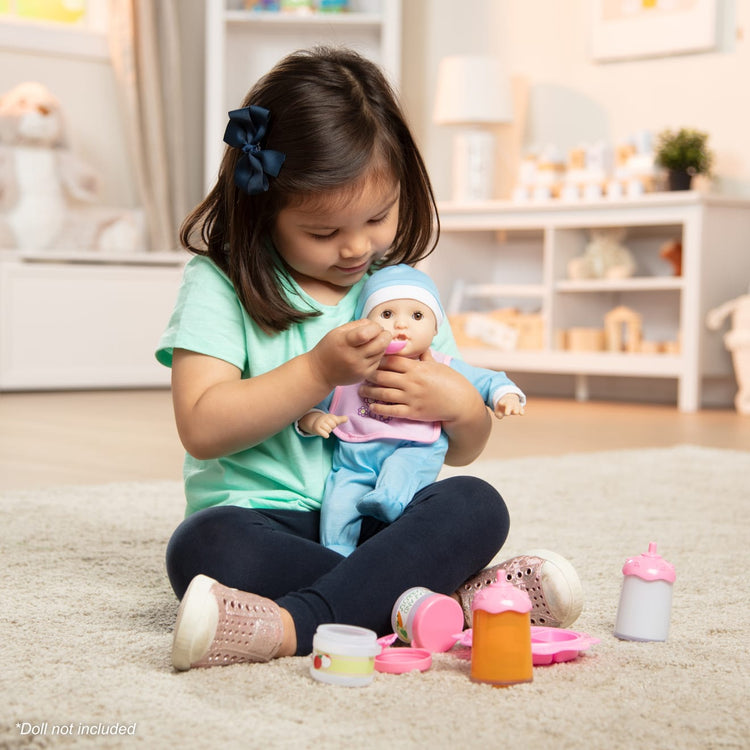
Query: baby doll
[{"left": 298, "top": 264, "right": 525, "bottom": 556}]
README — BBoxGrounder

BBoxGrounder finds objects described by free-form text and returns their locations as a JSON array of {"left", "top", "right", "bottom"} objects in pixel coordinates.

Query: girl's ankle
[{"left": 278, "top": 608, "right": 298, "bottom": 657}]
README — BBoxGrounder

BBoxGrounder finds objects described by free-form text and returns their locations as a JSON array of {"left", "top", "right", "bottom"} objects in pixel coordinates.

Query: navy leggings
[{"left": 166, "top": 476, "right": 509, "bottom": 655}]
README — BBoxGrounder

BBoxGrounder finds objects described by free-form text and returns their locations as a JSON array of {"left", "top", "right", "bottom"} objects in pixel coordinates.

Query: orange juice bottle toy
[{"left": 470, "top": 571, "right": 533, "bottom": 686}]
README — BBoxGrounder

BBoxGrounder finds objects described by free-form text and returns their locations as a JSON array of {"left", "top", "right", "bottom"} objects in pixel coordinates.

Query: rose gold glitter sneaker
[
  {"left": 172, "top": 574, "right": 283, "bottom": 671},
  {"left": 458, "top": 549, "right": 583, "bottom": 628}
]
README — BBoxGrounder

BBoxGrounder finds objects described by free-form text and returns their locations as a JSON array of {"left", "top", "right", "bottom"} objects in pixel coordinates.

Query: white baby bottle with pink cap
[{"left": 614, "top": 542, "right": 676, "bottom": 642}]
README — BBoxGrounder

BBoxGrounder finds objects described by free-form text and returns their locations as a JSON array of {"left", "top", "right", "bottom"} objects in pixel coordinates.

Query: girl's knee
[
  {"left": 165, "top": 507, "right": 237, "bottom": 598},
  {"left": 440, "top": 475, "right": 509, "bottom": 539}
]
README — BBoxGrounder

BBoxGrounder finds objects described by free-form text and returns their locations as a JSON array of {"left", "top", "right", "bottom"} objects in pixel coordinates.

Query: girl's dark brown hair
[{"left": 180, "top": 46, "right": 440, "bottom": 333}]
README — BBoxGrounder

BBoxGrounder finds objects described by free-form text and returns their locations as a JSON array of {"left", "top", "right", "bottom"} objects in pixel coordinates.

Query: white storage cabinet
[
  {"left": 0, "top": 253, "right": 184, "bottom": 390},
  {"left": 430, "top": 192, "right": 750, "bottom": 412}
]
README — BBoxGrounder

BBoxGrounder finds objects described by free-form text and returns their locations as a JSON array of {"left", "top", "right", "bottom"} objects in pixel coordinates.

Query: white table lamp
[{"left": 433, "top": 56, "right": 513, "bottom": 203}]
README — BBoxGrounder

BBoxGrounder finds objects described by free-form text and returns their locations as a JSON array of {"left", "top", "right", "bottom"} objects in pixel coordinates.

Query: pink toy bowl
[
  {"left": 453, "top": 627, "right": 599, "bottom": 666},
  {"left": 375, "top": 647, "right": 432, "bottom": 674},
  {"left": 529, "top": 627, "right": 600, "bottom": 665}
]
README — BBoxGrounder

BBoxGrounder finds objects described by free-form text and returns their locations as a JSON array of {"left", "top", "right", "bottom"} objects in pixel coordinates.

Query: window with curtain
[{"left": 0, "top": 0, "right": 108, "bottom": 58}]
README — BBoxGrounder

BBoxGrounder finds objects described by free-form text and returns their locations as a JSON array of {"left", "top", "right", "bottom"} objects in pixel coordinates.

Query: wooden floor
[{"left": 1, "top": 389, "right": 748, "bottom": 491}]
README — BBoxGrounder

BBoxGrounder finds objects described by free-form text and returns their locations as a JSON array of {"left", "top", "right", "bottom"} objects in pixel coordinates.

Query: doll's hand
[
  {"left": 494, "top": 393, "right": 525, "bottom": 419},
  {"left": 308, "top": 320, "right": 390, "bottom": 391},
  {"left": 299, "top": 412, "right": 348, "bottom": 438}
]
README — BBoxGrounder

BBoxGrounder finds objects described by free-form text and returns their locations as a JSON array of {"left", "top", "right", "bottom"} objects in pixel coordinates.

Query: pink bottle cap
[
  {"left": 472, "top": 571, "right": 532, "bottom": 614},
  {"left": 384, "top": 339, "right": 407, "bottom": 354},
  {"left": 375, "top": 647, "right": 432, "bottom": 674},
  {"left": 622, "top": 542, "right": 676, "bottom": 583},
  {"left": 411, "top": 595, "right": 464, "bottom": 652}
]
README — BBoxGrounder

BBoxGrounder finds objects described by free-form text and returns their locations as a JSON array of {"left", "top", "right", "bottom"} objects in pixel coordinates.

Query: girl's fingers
[
  {"left": 375, "top": 355, "right": 412, "bottom": 373},
  {"left": 344, "top": 320, "right": 384, "bottom": 347},
  {"left": 365, "top": 401, "right": 411, "bottom": 419},
  {"left": 359, "top": 385, "right": 405, "bottom": 404}
]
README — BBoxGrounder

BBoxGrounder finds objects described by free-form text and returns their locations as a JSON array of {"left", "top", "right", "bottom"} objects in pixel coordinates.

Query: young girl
[
  {"left": 157, "top": 47, "right": 582, "bottom": 670},
  {"left": 298, "top": 264, "right": 526, "bottom": 557}
]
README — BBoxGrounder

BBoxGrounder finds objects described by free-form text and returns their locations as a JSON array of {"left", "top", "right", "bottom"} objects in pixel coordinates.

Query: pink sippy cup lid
[
  {"left": 472, "top": 571, "right": 532, "bottom": 614},
  {"left": 622, "top": 542, "right": 676, "bottom": 583}
]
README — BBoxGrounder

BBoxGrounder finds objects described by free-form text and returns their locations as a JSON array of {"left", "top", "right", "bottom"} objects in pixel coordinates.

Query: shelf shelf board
[
  {"left": 458, "top": 348, "right": 683, "bottom": 377},
  {"left": 4, "top": 250, "right": 186, "bottom": 267},
  {"left": 225, "top": 10, "right": 383, "bottom": 28},
  {"left": 555, "top": 277, "right": 684, "bottom": 293},
  {"left": 458, "top": 283, "right": 546, "bottom": 299}
]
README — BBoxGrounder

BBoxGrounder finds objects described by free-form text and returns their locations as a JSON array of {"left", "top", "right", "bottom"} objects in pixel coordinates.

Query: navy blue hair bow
[{"left": 223, "top": 105, "right": 286, "bottom": 195}]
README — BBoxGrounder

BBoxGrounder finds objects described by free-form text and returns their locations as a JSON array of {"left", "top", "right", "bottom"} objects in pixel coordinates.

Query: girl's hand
[
  {"left": 308, "top": 319, "right": 391, "bottom": 391},
  {"left": 358, "top": 350, "right": 491, "bottom": 465},
  {"left": 358, "top": 350, "right": 477, "bottom": 423}
]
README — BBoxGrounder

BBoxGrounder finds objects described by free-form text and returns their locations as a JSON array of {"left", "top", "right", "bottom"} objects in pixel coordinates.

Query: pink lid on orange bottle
[
  {"left": 614, "top": 542, "right": 676, "bottom": 642},
  {"left": 470, "top": 572, "right": 533, "bottom": 686}
]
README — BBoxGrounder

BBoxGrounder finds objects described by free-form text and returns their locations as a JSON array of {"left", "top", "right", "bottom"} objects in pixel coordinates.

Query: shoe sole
[
  {"left": 524, "top": 548, "right": 584, "bottom": 628},
  {"left": 172, "top": 574, "right": 219, "bottom": 671}
]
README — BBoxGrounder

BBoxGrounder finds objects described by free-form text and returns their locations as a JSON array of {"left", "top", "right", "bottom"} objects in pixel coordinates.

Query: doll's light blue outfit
[{"left": 305, "top": 264, "right": 526, "bottom": 556}]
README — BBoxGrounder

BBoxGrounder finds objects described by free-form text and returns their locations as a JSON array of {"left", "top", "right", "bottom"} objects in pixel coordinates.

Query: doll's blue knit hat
[{"left": 355, "top": 264, "right": 444, "bottom": 327}]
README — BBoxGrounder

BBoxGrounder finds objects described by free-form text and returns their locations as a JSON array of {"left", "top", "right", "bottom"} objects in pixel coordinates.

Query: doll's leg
[
  {"left": 320, "top": 441, "right": 396, "bottom": 554},
  {"left": 356, "top": 435, "right": 448, "bottom": 523},
  {"left": 319, "top": 462, "right": 373, "bottom": 558}
]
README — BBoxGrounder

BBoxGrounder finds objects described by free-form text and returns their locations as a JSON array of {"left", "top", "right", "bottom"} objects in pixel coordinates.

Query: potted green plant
[{"left": 655, "top": 128, "right": 714, "bottom": 190}]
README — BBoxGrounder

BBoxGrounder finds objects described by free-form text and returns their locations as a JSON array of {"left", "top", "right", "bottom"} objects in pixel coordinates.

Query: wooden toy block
[
  {"left": 566, "top": 327, "right": 605, "bottom": 351},
  {"left": 605, "top": 305, "right": 642, "bottom": 353}
]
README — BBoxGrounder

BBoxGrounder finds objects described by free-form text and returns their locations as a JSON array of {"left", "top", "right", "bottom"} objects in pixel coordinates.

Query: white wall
[
  {"left": 403, "top": 0, "right": 750, "bottom": 201},
  {"left": 1, "top": 0, "right": 748, "bottom": 212}
]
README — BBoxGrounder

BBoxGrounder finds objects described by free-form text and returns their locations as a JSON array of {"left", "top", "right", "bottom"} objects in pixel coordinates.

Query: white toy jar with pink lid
[
  {"left": 614, "top": 542, "right": 676, "bottom": 642},
  {"left": 391, "top": 586, "right": 464, "bottom": 653}
]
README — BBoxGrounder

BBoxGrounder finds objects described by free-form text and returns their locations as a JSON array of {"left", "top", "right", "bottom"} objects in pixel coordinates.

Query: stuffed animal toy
[
  {"left": 567, "top": 228, "right": 636, "bottom": 280},
  {"left": 707, "top": 287, "right": 750, "bottom": 415},
  {"left": 0, "top": 81, "right": 142, "bottom": 252}
]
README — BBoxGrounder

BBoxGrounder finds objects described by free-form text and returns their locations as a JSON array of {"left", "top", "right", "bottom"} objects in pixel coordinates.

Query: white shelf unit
[
  {"left": 0, "top": 252, "right": 185, "bottom": 390},
  {"left": 431, "top": 192, "right": 750, "bottom": 411},
  {"left": 204, "top": 0, "right": 402, "bottom": 192}
]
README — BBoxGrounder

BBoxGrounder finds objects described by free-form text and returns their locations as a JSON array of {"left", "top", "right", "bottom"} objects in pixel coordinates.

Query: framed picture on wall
[{"left": 591, "top": 0, "right": 718, "bottom": 62}]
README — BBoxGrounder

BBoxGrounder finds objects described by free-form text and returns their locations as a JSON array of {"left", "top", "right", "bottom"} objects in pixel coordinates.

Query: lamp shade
[{"left": 433, "top": 55, "right": 513, "bottom": 125}]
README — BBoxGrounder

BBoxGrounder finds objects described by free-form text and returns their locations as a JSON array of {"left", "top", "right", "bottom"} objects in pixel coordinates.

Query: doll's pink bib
[{"left": 331, "top": 351, "right": 451, "bottom": 444}]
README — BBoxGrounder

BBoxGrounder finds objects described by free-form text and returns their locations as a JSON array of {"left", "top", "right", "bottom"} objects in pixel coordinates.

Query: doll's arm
[
  {"left": 494, "top": 392, "right": 525, "bottom": 419},
  {"left": 298, "top": 410, "right": 348, "bottom": 438},
  {"left": 448, "top": 358, "right": 526, "bottom": 420}
]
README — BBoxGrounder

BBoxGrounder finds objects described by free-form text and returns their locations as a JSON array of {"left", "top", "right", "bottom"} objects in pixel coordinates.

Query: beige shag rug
[{"left": 2, "top": 445, "right": 749, "bottom": 749}]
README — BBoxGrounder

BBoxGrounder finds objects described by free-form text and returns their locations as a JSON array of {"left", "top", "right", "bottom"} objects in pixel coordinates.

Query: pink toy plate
[
  {"left": 452, "top": 627, "right": 599, "bottom": 666},
  {"left": 375, "top": 647, "right": 432, "bottom": 674},
  {"left": 529, "top": 627, "right": 600, "bottom": 665}
]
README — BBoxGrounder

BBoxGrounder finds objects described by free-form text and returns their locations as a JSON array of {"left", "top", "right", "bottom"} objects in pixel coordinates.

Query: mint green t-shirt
[{"left": 156, "top": 255, "right": 460, "bottom": 516}]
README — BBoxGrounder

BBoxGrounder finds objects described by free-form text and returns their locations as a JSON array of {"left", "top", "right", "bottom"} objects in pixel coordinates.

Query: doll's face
[{"left": 368, "top": 298, "right": 437, "bottom": 357}]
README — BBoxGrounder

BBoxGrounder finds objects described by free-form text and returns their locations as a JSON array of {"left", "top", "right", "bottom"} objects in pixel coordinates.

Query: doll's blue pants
[
  {"left": 166, "top": 475, "right": 509, "bottom": 655},
  {"left": 320, "top": 433, "right": 449, "bottom": 556}
]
